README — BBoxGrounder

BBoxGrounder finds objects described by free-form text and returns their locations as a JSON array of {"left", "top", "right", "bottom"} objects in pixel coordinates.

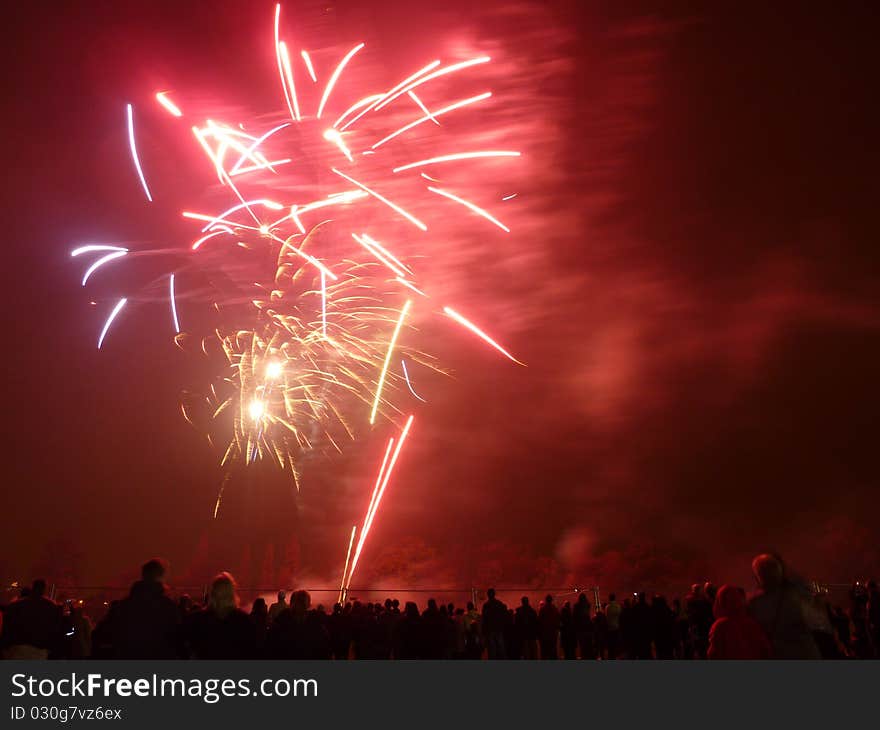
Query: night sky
[{"left": 3, "top": 0, "right": 878, "bottom": 595}]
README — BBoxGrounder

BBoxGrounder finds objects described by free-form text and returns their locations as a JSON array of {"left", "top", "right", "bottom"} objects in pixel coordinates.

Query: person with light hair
[
  {"left": 746, "top": 553, "right": 820, "bottom": 659},
  {"left": 184, "top": 572, "right": 257, "bottom": 659}
]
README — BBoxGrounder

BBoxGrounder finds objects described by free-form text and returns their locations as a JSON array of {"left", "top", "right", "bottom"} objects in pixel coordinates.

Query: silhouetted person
[
  {"left": 67, "top": 604, "right": 92, "bottom": 660},
  {"left": 421, "top": 599, "right": 446, "bottom": 659},
  {"left": 395, "top": 602, "right": 422, "bottom": 659},
  {"left": 605, "top": 593, "right": 622, "bottom": 658},
  {"left": 708, "top": 585, "right": 771, "bottom": 659},
  {"left": 629, "top": 592, "right": 654, "bottom": 659},
  {"left": 573, "top": 593, "right": 595, "bottom": 659},
  {"left": 268, "top": 590, "right": 330, "bottom": 659},
  {"left": 481, "top": 589, "right": 508, "bottom": 659},
  {"left": 329, "top": 603, "right": 353, "bottom": 659},
  {"left": 184, "top": 572, "right": 257, "bottom": 659},
  {"left": 250, "top": 597, "right": 269, "bottom": 654},
  {"left": 96, "top": 559, "right": 181, "bottom": 659},
  {"left": 0, "top": 579, "right": 63, "bottom": 659},
  {"left": 463, "top": 602, "right": 482, "bottom": 659},
  {"left": 504, "top": 608, "right": 522, "bottom": 659},
  {"left": 560, "top": 602, "right": 577, "bottom": 659},
  {"left": 651, "top": 595, "right": 676, "bottom": 660},
  {"left": 515, "top": 597, "right": 539, "bottom": 659},
  {"left": 685, "top": 584, "right": 713, "bottom": 659},
  {"left": 538, "top": 594, "right": 560, "bottom": 659},
  {"left": 269, "top": 590, "right": 288, "bottom": 623},
  {"left": 593, "top": 606, "right": 608, "bottom": 659},
  {"left": 747, "top": 554, "right": 820, "bottom": 659}
]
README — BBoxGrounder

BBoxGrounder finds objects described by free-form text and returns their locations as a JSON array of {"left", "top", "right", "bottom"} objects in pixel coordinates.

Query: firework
[{"left": 72, "top": 3, "right": 525, "bottom": 579}]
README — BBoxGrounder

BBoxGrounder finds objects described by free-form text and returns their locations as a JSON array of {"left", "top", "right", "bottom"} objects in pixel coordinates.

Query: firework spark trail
[
  {"left": 338, "top": 524, "right": 357, "bottom": 603},
  {"left": 346, "top": 415, "right": 414, "bottom": 590},
  {"left": 169, "top": 274, "right": 180, "bottom": 333},
  {"left": 97, "top": 298, "right": 128, "bottom": 349},
  {"left": 370, "top": 300, "right": 412, "bottom": 424},
  {"left": 274, "top": 5, "right": 300, "bottom": 121},
  {"left": 198, "top": 199, "right": 284, "bottom": 233},
  {"left": 338, "top": 60, "right": 441, "bottom": 131},
  {"left": 359, "top": 234, "right": 413, "bottom": 275},
  {"left": 155, "top": 92, "right": 183, "bottom": 117},
  {"left": 351, "top": 233, "right": 406, "bottom": 277},
  {"left": 427, "top": 186, "right": 510, "bottom": 232},
  {"left": 320, "top": 270, "right": 328, "bottom": 336},
  {"left": 75, "top": 4, "right": 528, "bottom": 580},
  {"left": 401, "top": 359, "right": 427, "bottom": 402},
  {"left": 392, "top": 150, "right": 520, "bottom": 173},
  {"left": 443, "top": 306, "right": 525, "bottom": 366},
  {"left": 331, "top": 169, "right": 427, "bottom": 231},
  {"left": 370, "top": 92, "right": 492, "bottom": 149},
  {"left": 76, "top": 250, "right": 128, "bottom": 286},
  {"left": 373, "top": 56, "right": 491, "bottom": 111},
  {"left": 407, "top": 90, "right": 440, "bottom": 125},
  {"left": 126, "top": 104, "right": 152, "bottom": 202},
  {"left": 396, "top": 277, "right": 428, "bottom": 298},
  {"left": 301, "top": 50, "right": 317, "bottom": 82},
  {"left": 332, "top": 94, "right": 384, "bottom": 129},
  {"left": 317, "top": 42, "right": 365, "bottom": 119},
  {"left": 228, "top": 122, "right": 290, "bottom": 174},
  {"left": 71, "top": 244, "right": 127, "bottom": 257}
]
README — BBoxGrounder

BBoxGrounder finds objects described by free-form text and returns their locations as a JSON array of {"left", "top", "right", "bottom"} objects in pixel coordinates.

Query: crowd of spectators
[{"left": 2, "top": 554, "right": 877, "bottom": 660}]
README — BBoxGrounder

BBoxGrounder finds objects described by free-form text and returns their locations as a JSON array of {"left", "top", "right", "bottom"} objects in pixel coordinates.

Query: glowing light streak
[
  {"left": 370, "top": 300, "right": 412, "bottom": 424},
  {"left": 338, "top": 525, "right": 357, "bottom": 603},
  {"left": 229, "top": 158, "right": 292, "bottom": 176},
  {"left": 351, "top": 233, "right": 406, "bottom": 277},
  {"left": 278, "top": 42, "right": 301, "bottom": 121},
  {"left": 339, "top": 60, "right": 440, "bottom": 131},
  {"left": 346, "top": 415, "right": 414, "bottom": 588},
  {"left": 155, "top": 92, "right": 183, "bottom": 117},
  {"left": 407, "top": 91, "right": 439, "bottom": 125},
  {"left": 323, "top": 128, "right": 353, "bottom": 161},
  {"left": 401, "top": 359, "right": 426, "bottom": 402},
  {"left": 359, "top": 233, "right": 412, "bottom": 275},
  {"left": 229, "top": 122, "right": 290, "bottom": 173},
  {"left": 274, "top": 5, "right": 299, "bottom": 122},
  {"left": 317, "top": 42, "right": 365, "bottom": 119},
  {"left": 427, "top": 186, "right": 509, "bottom": 232},
  {"left": 81, "top": 250, "right": 127, "bottom": 286},
  {"left": 371, "top": 92, "right": 492, "bottom": 149},
  {"left": 126, "top": 104, "right": 152, "bottom": 202},
  {"left": 443, "top": 306, "right": 524, "bottom": 365},
  {"left": 333, "top": 94, "right": 383, "bottom": 129},
  {"left": 268, "top": 232, "right": 338, "bottom": 280},
  {"left": 331, "top": 168, "right": 427, "bottom": 231},
  {"left": 97, "top": 298, "right": 128, "bottom": 349},
  {"left": 71, "top": 245, "right": 127, "bottom": 257},
  {"left": 396, "top": 277, "right": 427, "bottom": 297},
  {"left": 190, "top": 230, "right": 228, "bottom": 251},
  {"left": 392, "top": 150, "right": 520, "bottom": 173},
  {"left": 320, "top": 271, "right": 328, "bottom": 337},
  {"left": 373, "top": 56, "right": 490, "bottom": 111},
  {"left": 502, "top": 193, "right": 518, "bottom": 201},
  {"left": 169, "top": 274, "right": 180, "bottom": 333},
  {"left": 301, "top": 50, "right": 317, "bottom": 82},
  {"left": 199, "top": 199, "right": 284, "bottom": 233}
]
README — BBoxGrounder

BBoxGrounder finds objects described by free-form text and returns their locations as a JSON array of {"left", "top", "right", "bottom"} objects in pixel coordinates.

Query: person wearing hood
[
  {"left": 747, "top": 554, "right": 821, "bottom": 660},
  {"left": 708, "top": 584, "right": 772, "bottom": 659}
]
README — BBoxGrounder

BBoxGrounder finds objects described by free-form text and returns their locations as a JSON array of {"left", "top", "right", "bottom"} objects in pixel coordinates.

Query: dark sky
[{"left": 2, "top": 0, "right": 878, "bottom": 594}]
